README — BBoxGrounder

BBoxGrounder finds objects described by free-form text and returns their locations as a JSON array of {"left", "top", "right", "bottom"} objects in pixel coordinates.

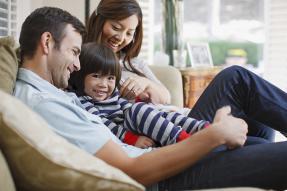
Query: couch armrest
[{"left": 149, "top": 65, "right": 183, "bottom": 107}]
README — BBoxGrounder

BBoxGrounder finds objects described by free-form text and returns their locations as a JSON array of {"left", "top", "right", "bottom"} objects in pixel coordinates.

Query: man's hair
[
  {"left": 19, "top": 7, "right": 86, "bottom": 63},
  {"left": 69, "top": 43, "right": 121, "bottom": 96},
  {"left": 85, "top": 0, "right": 144, "bottom": 76}
]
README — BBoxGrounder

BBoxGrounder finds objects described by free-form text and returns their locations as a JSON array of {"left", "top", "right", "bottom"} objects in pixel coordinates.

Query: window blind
[
  {"left": 264, "top": 0, "right": 287, "bottom": 91},
  {"left": 0, "top": 0, "right": 17, "bottom": 37}
]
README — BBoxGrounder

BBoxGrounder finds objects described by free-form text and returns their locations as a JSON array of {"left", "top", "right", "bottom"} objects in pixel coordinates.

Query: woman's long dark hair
[
  {"left": 85, "top": 0, "right": 144, "bottom": 76},
  {"left": 69, "top": 43, "right": 121, "bottom": 96}
]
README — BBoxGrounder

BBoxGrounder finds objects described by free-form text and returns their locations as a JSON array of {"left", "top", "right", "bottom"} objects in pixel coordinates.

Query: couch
[
  {"left": 0, "top": 37, "right": 187, "bottom": 191},
  {"left": 0, "top": 36, "right": 268, "bottom": 191}
]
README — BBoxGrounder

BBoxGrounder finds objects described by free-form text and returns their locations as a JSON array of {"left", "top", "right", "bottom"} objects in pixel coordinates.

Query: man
[{"left": 14, "top": 7, "right": 287, "bottom": 190}]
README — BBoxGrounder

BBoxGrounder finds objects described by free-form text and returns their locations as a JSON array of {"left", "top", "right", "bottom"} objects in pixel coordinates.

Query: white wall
[
  {"left": 16, "top": 0, "right": 109, "bottom": 42},
  {"left": 90, "top": 0, "right": 100, "bottom": 16},
  {"left": 16, "top": 0, "right": 88, "bottom": 41},
  {"left": 17, "top": 0, "right": 101, "bottom": 28},
  {"left": 31, "top": 0, "right": 85, "bottom": 22},
  {"left": 16, "top": 0, "right": 31, "bottom": 41}
]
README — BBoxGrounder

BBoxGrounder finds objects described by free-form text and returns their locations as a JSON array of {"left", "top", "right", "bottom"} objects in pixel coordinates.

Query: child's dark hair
[{"left": 69, "top": 43, "right": 121, "bottom": 96}]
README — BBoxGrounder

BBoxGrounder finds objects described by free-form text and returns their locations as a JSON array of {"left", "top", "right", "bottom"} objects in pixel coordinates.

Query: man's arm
[{"left": 96, "top": 106, "right": 248, "bottom": 185}]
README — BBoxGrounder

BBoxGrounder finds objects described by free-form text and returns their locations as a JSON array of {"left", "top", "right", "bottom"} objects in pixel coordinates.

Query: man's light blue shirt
[{"left": 13, "top": 68, "right": 152, "bottom": 157}]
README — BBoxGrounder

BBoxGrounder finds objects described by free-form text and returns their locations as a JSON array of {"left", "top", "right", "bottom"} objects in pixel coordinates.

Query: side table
[{"left": 179, "top": 67, "right": 222, "bottom": 108}]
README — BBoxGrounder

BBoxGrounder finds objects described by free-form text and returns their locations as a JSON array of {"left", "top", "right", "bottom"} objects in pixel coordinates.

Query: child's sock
[{"left": 176, "top": 130, "right": 190, "bottom": 142}]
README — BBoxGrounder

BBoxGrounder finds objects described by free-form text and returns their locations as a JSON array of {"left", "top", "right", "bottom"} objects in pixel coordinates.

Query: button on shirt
[{"left": 13, "top": 68, "right": 152, "bottom": 157}]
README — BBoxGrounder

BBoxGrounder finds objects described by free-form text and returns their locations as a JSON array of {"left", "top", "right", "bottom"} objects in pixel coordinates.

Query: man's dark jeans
[
  {"left": 188, "top": 65, "right": 287, "bottom": 140},
  {"left": 158, "top": 66, "right": 287, "bottom": 190},
  {"left": 158, "top": 141, "right": 287, "bottom": 190}
]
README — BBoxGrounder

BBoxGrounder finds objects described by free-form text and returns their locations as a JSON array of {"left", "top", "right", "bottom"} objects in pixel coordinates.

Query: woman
[
  {"left": 80, "top": 0, "right": 277, "bottom": 142},
  {"left": 85, "top": 0, "right": 170, "bottom": 104}
]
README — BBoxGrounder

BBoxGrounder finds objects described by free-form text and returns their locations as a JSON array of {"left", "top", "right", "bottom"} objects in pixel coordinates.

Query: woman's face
[{"left": 101, "top": 14, "right": 138, "bottom": 53}]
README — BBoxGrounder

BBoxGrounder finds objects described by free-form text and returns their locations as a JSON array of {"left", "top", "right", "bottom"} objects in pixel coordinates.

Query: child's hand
[{"left": 134, "top": 136, "right": 155, "bottom": 148}]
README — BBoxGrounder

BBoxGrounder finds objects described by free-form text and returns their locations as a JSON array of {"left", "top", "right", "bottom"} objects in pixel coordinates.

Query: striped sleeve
[
  {"left": 118, "top": 97, "right": 132, "bottom": 111},
  {"left": 79, "top": 97, "right": 100, "bottom": 115},
  {"left": 100, "top": 117, "right": 128, "bottom": 141},
  {"left": 79, "top": 96, "right": 130, "bottom": 141}
]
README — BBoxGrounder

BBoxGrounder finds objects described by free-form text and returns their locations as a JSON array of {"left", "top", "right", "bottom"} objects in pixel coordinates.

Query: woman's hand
[
  {"left": 120, "top": 76, "right": 149, "bottom": 100},
  {"left": 134, "top": 136, "right": 155, "bottom": 148},
  {"left": 120, "top": 76, "right": 171, "bottom": 104}
]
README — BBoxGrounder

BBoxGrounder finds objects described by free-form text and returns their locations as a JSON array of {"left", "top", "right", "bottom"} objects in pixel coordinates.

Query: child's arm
[
  {"left": 101, "top": 117, "right": 152, "bottom": 147},
  {"left": 101, "top": 117, "right": 155, "bottom": 148},
  {"left": 81, "top": 96, "right": 155, "bottom": 147},
  {"left": 80, "top": 98, "right": 130, "bottom": 142},
  {"left": 118, "top": 97, "right": 132, "bottom": 111}
]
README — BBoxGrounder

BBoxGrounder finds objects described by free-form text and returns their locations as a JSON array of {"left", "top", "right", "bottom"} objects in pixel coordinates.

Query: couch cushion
[
  {"left": 0, "top": 36, "right": 18, "bottom": 94},
  {"left": 149, "top": 65, "right": 183, "bottom": 107},
  {"left": 0, "top": 150, "right": 16, "bottom": 191},
  {"left": 0, "top": 90, "right": 144, "bottom": 191}
]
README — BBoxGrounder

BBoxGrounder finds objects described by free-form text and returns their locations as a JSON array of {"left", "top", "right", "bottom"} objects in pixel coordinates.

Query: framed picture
[{"left": 187, "top": 42, "right": 213, "bottom": 68}]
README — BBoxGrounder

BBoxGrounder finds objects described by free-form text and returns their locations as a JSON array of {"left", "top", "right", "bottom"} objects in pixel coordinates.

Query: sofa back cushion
[
  {"left": 0, "top": 36, "right": 18, "bottom": 94},
  {"left": 0, "top": 150, "right": 16, "bottom": 191},
  {"left": 149, "top": 65, "right": 183, "bottom": 107},
  {"left": 0, "top": 36, "right": 18, "bottom": 191},
  {"left": 0, "top": 90, "right": 144, "bottom": 191}
]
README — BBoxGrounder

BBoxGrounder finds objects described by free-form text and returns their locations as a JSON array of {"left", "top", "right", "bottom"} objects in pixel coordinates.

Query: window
[
  {"left": 0, "top": 0, "right": 17, "bottom": 38},
  {"left": 154, "top": 0, "right": 264, "bottom": 69}
]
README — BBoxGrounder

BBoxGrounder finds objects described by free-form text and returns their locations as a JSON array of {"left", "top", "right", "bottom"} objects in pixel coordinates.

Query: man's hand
[
  {"left": 212, "top": 106, "right": 248, "bottom": 149},
  {"left": 134, "top": 136, "right": 155, "bottom": 148}
]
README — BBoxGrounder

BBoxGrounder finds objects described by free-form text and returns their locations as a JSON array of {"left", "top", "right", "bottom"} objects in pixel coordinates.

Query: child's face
[{"left": 84, "top": 72, "right": 116, "bottom": 101}]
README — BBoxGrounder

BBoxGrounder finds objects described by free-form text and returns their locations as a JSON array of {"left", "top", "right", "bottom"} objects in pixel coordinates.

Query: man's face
[{"left": 48, "top": 24, "right": 82, "bottom": 89}]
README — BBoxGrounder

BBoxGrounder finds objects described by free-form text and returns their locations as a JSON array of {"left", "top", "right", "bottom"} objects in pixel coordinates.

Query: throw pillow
[
  {"left": 0, "top": 36, "right": 18, "bottom": 94},
  {"left": 0, "top": 90, "right": 144, "bottom": 191}
]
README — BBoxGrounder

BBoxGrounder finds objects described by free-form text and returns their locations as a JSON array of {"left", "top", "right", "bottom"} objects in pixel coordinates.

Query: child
[{"left": 70, "top": 43, "right": 209, "bottom": 148}]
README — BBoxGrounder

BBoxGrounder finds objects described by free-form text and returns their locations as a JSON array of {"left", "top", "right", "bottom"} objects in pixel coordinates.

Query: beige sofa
[
  {"left": 0, "top": 37, "right": 184, "bottom": 191},
  {"left": 0, "top": 37, "right": 268, "bottom": 191},
  {"left": 0, "top": 36, "right": 147, "bottom": 191}
]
